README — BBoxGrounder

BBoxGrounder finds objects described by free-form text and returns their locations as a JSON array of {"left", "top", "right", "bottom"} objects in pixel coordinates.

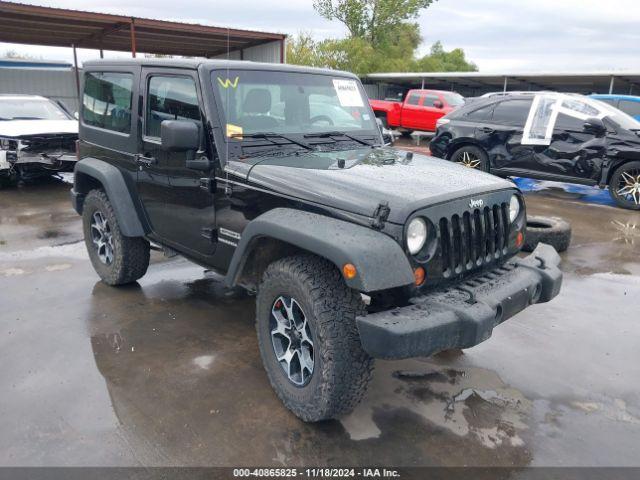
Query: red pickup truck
[{"left": 370, "top": 89, "right": 465, "bottom": 134}]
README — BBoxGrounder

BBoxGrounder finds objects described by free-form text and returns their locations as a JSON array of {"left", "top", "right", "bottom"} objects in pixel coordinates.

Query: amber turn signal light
[
  {"left": 414, "top": 267, "right": 425, "bottom": 286},
  {"left": 516, "top": 231, "right": 524, "bottom": 248},
  {"left": 342, "top": 263, "right": 357, "bottom": 280}
]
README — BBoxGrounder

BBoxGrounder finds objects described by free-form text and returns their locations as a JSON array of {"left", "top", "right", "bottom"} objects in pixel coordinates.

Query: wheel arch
[
  {"left": 73, "top": 158, "right": 147, "bottom": 237},
  {"left": 226, "top": 208, "right": 415, "bottom": 293},
  {"left": 605, "top": 157, "right": 639, "bottom": 184}
]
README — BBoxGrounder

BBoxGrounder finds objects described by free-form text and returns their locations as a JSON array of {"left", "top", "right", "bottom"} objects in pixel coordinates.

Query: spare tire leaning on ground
[{"left": 522, "top": 215, "right": 572, "bottom": 253}]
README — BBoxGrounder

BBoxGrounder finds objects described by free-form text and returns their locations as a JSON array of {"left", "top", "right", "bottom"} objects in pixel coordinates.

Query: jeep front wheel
[
  {"left": 256, "top": 254, "right": 373, "bottom": 422},
  {"left": 82, "top": 189, "right": 150, "bottom": 285}
]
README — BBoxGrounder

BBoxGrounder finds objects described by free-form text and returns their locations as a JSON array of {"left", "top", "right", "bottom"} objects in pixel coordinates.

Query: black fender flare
[
  {"left": 225, "top": 208, "right": 415, "bottom": 292},
  {"left": 72, "top": 158, "right": 146, "bottom": 237}
]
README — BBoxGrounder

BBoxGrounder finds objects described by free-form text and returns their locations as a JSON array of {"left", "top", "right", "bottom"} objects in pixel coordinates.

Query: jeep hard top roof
[{"left": 82, "top": 58, "right": 357, "bottom": 79}]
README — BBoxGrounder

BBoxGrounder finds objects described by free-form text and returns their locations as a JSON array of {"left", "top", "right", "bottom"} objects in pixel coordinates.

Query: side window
[
  {"left": 598, "top": 98, "right": 618, "bottom": 108},
  {"left": 464, "top": 103, "right": 495, "bottom": 121},
  {"left": 555, "top": 113, "right": 586, "bottom": 132},
  {"left": 423, "top": 95, "right": 439, "bottom": 107},
  {"left": 146, "top": 76, "right": 201, "bottom": 138},
  {"left": 492, "top": 99, "right": 533, "bottom": 126},
  {"left": 82, "top": 72, "right": 133, "bottom": 134},
  {"left": 619, "top": 100, "right": 640, "bottom": 118},
  {"left": 406, "top": 93, "right": 421, "bottom": 106}
]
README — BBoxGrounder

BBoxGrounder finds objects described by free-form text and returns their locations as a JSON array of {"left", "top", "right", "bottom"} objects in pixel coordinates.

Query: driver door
[{"left": 137, "top": 68, "right": 217, "bottom": 256}]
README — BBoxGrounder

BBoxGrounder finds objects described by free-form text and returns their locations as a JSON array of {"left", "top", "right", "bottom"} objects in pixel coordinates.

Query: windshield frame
[
  {"left": 0, "top": 97, "right": 73, "bottom": 121},
  {"left": 208, "top": 67, "right": 382, "bottom": 158}
]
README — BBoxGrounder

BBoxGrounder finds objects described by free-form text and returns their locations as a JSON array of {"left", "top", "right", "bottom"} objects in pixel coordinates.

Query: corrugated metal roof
[{"left": 0, "top": 1, "right": 286, "bottom": 58}]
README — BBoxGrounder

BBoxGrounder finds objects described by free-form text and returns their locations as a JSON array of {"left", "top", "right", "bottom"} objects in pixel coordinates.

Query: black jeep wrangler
[{"left": 71, "top": 59, "right": 562, "bottom": 422}]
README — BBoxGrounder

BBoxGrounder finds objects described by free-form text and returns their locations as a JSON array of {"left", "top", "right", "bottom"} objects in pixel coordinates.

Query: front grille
[
  {"left": 20, "top": 134, "right": 77, "bottom": 153},
  {"left": 438, "top": 203, "right": 510, "bottom": 277}
]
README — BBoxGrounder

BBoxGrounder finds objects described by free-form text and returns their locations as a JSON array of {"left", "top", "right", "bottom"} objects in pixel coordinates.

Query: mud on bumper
[{"left": 356, "top": 243, "right": 562, "bottom": 359}]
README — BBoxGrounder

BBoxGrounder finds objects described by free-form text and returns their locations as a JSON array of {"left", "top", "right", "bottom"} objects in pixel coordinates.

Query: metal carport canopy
[
  {"left": 364, "top": 71, "right": 640, "bottom": 95},
  {"left": 0, "top": 1, "right": 286, "bottom": 59}
]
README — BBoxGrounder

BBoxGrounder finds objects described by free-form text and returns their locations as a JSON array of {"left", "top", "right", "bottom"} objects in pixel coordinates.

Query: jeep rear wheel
[
  {"left": 82, "top": 189, "right": 150, "bottom": 285},
  {"left": 256, "top": 254, "right": 373, "bottom": 422}
]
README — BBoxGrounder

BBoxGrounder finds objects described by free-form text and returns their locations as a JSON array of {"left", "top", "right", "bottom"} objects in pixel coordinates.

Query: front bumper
[{"left": 356, "top": 243, "right": 562, "bottom": 359}]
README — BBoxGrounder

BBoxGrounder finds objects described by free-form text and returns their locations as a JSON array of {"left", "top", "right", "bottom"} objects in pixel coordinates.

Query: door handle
[
  {"left": 135, "top": 154, "right": 157, "bottom": 166},
  {"left": 480, "top": 127, "right": 495, "bottom": 134}
]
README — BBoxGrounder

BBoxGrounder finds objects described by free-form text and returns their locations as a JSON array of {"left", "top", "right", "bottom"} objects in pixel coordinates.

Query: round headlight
[
  {"left": 509, "top": 195, "right": 521, "bottom": 223},
  {"left": 407, "top": 217, "right": 427, "bottom": 255}
]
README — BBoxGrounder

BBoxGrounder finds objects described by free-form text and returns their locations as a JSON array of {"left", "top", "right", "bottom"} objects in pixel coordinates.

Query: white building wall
[
  {"left": 243, "top": 40, "right": 283, "bottom": 63},
  {"left": 212, "top": 40, "right": 283, "bottom": 63},
  {"left": 0, "top": 67, "right": 79, "bottom": 112}
]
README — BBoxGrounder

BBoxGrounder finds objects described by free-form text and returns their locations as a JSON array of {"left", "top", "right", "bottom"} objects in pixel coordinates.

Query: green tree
[
  {"left": 313, "top": 0, "right": 435, "bottom": 46},
  {"left": 286, "top": 32, "right": 323, "bottom": 67},
  {"left": 413, "top": 41, "right": 477, "bottom": 72},
  {"left": 2, "top": 49, "right": 40, "bottom": 60},
  {"left": 286, "top": 0, "right": 477, "bottom": 75}
]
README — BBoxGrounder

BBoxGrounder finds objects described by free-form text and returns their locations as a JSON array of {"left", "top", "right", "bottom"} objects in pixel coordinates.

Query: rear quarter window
[
  {"left": 492, "top": 99, "right": 533, "bottom": 126},
  {"left": 83, "top": 72, "right": 134, "bottom": 134},
  {"left": 463, "top": 103, "right": 495, "bottom": 121}
]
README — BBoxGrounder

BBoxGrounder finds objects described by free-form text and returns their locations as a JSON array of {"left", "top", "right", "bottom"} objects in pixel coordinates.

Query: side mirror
[
  {"left": 583, "top": 117, "right": 606, "bottom": 135},
  {"left": 433, "top": 100, "right": 444, "bottom": 109},
  {"left": 161, "top": 120, "right": 199, "bottom": 152}
]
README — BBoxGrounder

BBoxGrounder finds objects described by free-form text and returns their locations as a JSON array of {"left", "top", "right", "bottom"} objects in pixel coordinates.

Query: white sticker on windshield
[{"left": 333, "top": 79, "right": 364, "bottom": 107}]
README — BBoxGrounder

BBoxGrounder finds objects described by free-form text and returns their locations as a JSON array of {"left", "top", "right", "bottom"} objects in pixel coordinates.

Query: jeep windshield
[
  {"left": 0, "top": 97, "right": 72, "bottom": 121},
  {"left": 212, "top": 69, "right": 379, "bottom": 151}
]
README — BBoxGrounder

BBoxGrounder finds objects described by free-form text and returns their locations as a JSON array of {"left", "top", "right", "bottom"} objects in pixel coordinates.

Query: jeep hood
[
  {"left": 245, "top": 147, "right": 514, "bottom": 224},
  {"left": 0, "top": 120, "right": 78, "bottom": 138}
]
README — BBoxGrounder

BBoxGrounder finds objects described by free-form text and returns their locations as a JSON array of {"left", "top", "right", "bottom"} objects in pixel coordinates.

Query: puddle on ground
[
  {"left": 193, "top": 354, "right": 216, "bottom": 370},
  {"left": 341, "top": 361, "right": 531, "bottom": 450},
  {"left": 45, "top": 263, "right": 72, "bottom": 272},
  {"left": 0, "top": 241, "right": 87, "bottom": 262}
]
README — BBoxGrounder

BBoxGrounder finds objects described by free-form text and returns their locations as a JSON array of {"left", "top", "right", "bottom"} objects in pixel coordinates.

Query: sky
[{"left": 2, "top": 0, "right": 640, "bottom": 73}]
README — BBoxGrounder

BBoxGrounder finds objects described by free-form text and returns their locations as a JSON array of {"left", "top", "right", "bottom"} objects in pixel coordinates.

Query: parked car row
[{"left": 4, "top": 81, "right": 640, "bottom": 211}]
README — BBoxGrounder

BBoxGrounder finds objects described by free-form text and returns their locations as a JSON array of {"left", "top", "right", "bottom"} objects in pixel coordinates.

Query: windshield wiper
[
  {"left": 304, "top": 131, "right": 374, "bottom": 146},
  {"left": 231, "top": 132, "right": 313, "bottom": 151}
]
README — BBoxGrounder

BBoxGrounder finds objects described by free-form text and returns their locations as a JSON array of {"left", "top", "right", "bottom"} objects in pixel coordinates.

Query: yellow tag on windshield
[{"left": 226, "top": 123, "right": 243, "bottom": 139}]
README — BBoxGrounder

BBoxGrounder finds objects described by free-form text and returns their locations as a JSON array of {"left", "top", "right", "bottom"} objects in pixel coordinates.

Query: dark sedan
[{"left": 430, "top": 92, "right": 640, "bottom": 209}]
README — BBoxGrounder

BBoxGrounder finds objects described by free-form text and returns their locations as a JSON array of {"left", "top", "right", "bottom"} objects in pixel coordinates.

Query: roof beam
[{"left": 76, "top": 21, "right": 129, "bottom": 46}]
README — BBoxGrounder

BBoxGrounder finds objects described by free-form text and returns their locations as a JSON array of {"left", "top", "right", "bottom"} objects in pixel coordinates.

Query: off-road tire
[
  {"left": 376, "top": 114, "right": 388, "bottom": 129},
  {"left": 608, "top": 161, "right": 640, "bottom": 210},
  {"left": 522, "top": 215, "right": 572, "bottom": 253},
  {"left": 450, "top": 145, "right": 490, "bottom": 172},
  {"left": 256, "top": 254, "right": 373, "bottom": 422},
  {"left": 82, "top": 189, "right": 150, "bottom": 285}
]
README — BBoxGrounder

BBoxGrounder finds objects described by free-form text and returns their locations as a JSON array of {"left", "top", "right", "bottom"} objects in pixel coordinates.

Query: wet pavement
[{"left": 1, "top": 174, "right": 639, "bottom": 467}]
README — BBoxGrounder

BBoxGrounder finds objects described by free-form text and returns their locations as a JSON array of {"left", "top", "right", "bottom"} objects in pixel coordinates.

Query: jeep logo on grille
[{"left": 469, "top": 198, "right": 484, "bottom": 209}]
